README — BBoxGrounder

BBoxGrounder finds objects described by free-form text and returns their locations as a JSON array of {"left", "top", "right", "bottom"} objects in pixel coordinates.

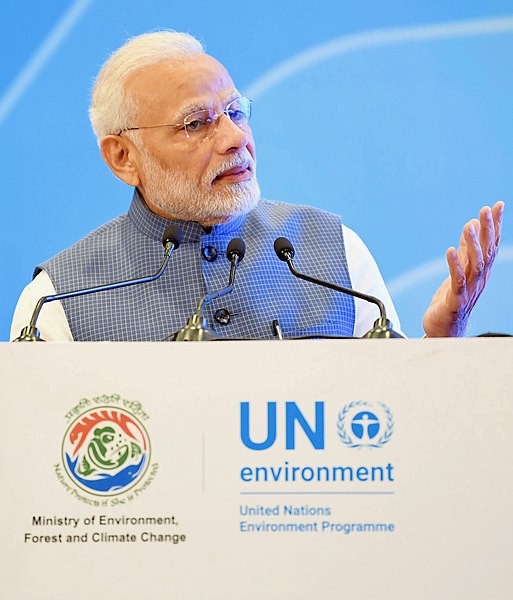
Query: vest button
[
  {"left": 214, "top": 308, "right": 231, "bottom": 325},
  {"left": 202, "top": 246, "right": 217, "bottom": 262}
]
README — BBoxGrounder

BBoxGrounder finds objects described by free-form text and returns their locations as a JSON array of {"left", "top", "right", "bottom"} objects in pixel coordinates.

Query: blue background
[{"left": 2, "top": 0, "right": 513, "bottom": 339}]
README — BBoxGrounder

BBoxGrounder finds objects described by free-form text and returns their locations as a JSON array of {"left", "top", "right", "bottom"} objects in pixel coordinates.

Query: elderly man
[{"left": 10, "top": 31, "right": 503, "bottom": 341}]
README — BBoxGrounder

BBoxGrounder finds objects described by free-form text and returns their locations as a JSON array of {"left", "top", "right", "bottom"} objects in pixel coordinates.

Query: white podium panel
[{"left": 1, "top": 339, "right": 512, "bottom": 600}]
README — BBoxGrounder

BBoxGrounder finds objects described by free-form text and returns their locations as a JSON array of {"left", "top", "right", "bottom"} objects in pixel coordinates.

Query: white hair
[{"left": 89, "top": 31, "right": 204, "bottom": 140}]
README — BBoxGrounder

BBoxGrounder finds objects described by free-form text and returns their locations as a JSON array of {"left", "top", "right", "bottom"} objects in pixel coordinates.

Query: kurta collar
[{"left": 128, "top": 189, "right": 247, "bottom": 242}]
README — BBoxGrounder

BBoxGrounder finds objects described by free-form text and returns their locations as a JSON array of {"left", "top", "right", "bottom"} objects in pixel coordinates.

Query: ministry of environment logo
[
  {"left": 56, "top": 395, "right": 157, "bottom": 505},
  {"left": 337, "top": 401, "right": 394, "bottom": 449}
]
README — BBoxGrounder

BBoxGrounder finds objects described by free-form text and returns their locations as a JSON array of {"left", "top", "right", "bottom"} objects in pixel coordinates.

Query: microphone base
[
  {"left": 13, "top": 326, "right": 45, "bottom": 342},
  {"left": 363, "top": 318, "right": 405, "bottom": 339},
  {"left": 168, "top": 314, "right": 223, "bottom": 342}
]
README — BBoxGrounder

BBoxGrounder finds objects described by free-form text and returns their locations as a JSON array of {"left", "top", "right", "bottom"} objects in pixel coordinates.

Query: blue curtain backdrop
[{"left": 2, "top": 0, "right": 513, "bottom": 339}]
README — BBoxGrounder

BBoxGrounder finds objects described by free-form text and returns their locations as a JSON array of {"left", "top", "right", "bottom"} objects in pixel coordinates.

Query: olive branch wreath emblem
[{"left": 337, "top": 401, "right": 394, "bottom": 448}]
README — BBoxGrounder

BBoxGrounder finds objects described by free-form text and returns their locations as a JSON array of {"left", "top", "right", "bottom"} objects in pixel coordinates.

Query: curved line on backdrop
[
  {"left": 245, "top": 14, "right": 513, "bottom": 99},
  {"left": 244, "top": 15, "right": 513, "bottom": 299},
  {"left": 0, "top": 0, "right": 95, "bottom": 126},
  {"left": 386, "top": 244, "right": 513, "bottom": 297}
]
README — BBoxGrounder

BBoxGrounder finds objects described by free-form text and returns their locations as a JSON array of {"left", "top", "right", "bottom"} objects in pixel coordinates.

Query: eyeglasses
[{"left": 117, "top": 96, "right": 252, "bottom": 142}]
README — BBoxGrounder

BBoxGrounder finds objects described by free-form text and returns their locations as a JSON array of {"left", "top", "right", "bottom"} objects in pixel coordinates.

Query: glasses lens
[
  {"left": 183, "top": 98, "right": 252, "bottom": 141},
  {"left": 226, "top": 97, "right": 252, "bottom": 126},
  {"left": 184, "top": 109, "right": 215, "bottom": 138}
]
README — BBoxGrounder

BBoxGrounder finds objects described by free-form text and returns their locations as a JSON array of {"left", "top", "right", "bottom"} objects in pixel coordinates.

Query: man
[{"left": 10, "top": 31, "right": 504, "bottom": 342}]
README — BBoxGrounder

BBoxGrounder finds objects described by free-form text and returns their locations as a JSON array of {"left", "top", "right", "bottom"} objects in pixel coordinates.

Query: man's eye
[
  {"left": 185, "top": 110, "right": 212, "bottom": 134},
  {"left": 227, "top": 108, "right": 246, "bottom": 124},
  {"left": 186, "top": 118, "right": 206, "bottom": 131}
]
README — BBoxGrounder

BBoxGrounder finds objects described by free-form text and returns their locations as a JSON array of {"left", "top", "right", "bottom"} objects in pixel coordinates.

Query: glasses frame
[{"left": 116, "top": 96, "right": 252, "bottom": 140}]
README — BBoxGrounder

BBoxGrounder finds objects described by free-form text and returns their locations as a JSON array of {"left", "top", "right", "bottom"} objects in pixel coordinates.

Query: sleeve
[
  {"left": 10, "top": 270, "right": 74, "bottom": 342},
  {"left": 342, "top": 225, "right": 403, "bottom": 338}
]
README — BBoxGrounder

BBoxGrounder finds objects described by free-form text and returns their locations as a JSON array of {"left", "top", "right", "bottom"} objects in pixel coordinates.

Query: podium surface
[{"left": 1, "top": 339, "right": 512, "bottom": 600}]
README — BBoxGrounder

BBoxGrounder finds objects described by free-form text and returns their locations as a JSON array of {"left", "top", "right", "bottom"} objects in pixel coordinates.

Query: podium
[{"left": 1, "top": 339, "right": 512, "bottom": 599}]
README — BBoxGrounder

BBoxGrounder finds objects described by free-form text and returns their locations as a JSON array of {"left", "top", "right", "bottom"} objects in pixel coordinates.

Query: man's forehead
[
  {"left": 126, "top": 54, "right": 238, "bottom": 118},
  {"left": 175, "top": 89, "right": 240, "bottom": 117}
]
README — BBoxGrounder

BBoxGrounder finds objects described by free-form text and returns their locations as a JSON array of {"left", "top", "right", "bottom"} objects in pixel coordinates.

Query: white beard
[{"left": 139, "top": 148, "right": 261, "bottom": 224}]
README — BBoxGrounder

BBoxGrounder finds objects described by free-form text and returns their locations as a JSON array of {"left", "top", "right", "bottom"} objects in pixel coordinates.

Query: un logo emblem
[{"left": 337, "top": 401, "right": 394, "bottom": 448}]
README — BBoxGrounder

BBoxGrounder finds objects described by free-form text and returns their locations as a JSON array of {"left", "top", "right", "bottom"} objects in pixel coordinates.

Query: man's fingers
[
  {"left": 491, "top": 200, "right": 504, "bottom": 247},
  {"left": 430, "top": 202, "right": 504, "bottom": 337},
  {"left": 456, "top": 224, "right": 469, "bottom": 267},
  {"left": 447, "top": 246, "right": 466, "bottom": 297},
  {"left": 463, "top": 220, "right": 485, "bottom": 281},
  {"left": 479, "top": 206, "right": 495, "bottom": 264}
]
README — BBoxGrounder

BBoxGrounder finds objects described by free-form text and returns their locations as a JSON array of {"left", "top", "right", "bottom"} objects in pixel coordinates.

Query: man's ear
[{"left": 99, "top": 135, "right": 142, "bottom": 187}]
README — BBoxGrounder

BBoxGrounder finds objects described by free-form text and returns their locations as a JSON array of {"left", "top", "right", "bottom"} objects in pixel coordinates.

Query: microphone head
[
  {"left": 162, "top": 223, "right": 182, "bottom": 248},
  {"left": 227, "top": 237, "right": 246, "bottom": 262},
  {"left": 274, "top": 237, "right": 295, "bottom": 261}
]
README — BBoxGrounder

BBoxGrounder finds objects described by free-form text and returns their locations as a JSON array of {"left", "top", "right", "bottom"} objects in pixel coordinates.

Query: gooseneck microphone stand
[
  {"left": 171, "top": 238, "right": 246, "bottom": 341},
  {"left": 14, "top": 224, "right": 183, "bottom": 342},
  {"left": 273, "top": 237, "right": 404, "bottom": 339}
]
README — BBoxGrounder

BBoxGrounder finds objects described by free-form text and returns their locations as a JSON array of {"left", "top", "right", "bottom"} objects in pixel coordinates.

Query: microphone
[
  {"left": 171, "top": 238, "right": 246, "bottom": 341},
  {"left": 14, "top": 224, "right": 183, "bottom": 342},
  {"left": 273, "top": 237, "right": 404, "bottom": 339}
]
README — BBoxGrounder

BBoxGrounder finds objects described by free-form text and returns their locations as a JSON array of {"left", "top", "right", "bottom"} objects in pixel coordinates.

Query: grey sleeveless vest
[{"left": 37, "top": 191, "right": 355, "bottom": 341}]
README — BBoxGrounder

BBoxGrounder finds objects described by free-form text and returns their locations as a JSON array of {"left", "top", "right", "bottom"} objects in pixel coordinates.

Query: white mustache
[{"left": 210, "top": 152, "right": 255, "bottom": 180}]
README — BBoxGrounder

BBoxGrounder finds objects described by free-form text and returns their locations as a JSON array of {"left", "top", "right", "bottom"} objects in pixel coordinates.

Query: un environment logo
[
  {"left": 62, "top": 407, "right": 151, "bottom": 496},
  {"left": 337, "top": 401, "right": 394, "bottom": 449}
]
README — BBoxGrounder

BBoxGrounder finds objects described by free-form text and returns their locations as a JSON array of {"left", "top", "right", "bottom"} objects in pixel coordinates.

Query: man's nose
[{"left": 213, "top": 114, "right": 251, "bottom": 153}]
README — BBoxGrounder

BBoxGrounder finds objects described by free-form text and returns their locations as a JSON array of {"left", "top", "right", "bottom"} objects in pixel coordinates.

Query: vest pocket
[{"left": 280, "top": 321, "right": 354, "bottom": 339}]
